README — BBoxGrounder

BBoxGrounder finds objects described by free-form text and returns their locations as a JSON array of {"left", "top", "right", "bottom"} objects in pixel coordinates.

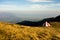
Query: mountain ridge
[{"left": 17, "top": 15, "right": 60, "bottom": 26}]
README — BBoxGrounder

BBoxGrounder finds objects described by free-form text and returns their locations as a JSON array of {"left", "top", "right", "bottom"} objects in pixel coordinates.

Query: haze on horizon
[{"left": 0, "top": 0, "right": 60, "bottom": 22}]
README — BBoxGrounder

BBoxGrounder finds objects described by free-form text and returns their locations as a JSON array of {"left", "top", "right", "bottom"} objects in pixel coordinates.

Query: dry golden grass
[
  {"left": 0, "top": 22, "right": 60, "bottom": 40},
  {"left": 50, "top": 22, "right": 60, "bottom": 27}
]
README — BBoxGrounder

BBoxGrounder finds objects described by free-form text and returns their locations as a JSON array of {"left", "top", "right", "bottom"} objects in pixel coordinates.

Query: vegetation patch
[{"left": 0, "top": 22, "right": 60, "bottom": 40}]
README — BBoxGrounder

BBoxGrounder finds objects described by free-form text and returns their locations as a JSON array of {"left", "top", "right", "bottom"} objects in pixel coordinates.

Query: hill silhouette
[
  {"left": 16, "top": 15, "right": 60, "bottom": 26},
  {"left": 55, "top": 15, "right": 60, "bottom": 22}
]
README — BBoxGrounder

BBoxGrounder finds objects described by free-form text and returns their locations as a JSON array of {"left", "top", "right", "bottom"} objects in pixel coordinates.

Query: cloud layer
[
  {"left": 29, "top": 3, "right": 60, "bottom": 8},
  {"left": 27, "top": 0, "right": 53, "bottom": 2},
  {"left": 0, "top": 0, "right": 60, "bottom": 11},
  {"left": 0, "top": 3, "right": 60, "bottom": 11}
]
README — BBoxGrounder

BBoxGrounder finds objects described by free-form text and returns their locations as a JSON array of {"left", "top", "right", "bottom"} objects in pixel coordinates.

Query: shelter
[{"left": 43, "top": 21, "right": 51, "bottom": 27}]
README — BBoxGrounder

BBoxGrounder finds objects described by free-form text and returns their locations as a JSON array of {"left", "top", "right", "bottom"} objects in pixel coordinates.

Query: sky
[
  {"left": 0, "top": 0, "right": 60, "bottom": 21},
  {"left": 0, "top": 0, "right": 60, "bottom": 11}
]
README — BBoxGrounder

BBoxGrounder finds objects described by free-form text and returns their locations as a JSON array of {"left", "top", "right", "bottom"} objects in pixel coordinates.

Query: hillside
[
  {"left": 17, "top": 15, "right": 60, "bottom": 26},
  {"left": 0, "top": 22, "right": 60, "bottom": 40}
]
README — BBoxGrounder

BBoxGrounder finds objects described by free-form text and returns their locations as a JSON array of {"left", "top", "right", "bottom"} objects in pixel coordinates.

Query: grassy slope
[{"left": 0, "top": 22, "right": 60, "bottom": 40}]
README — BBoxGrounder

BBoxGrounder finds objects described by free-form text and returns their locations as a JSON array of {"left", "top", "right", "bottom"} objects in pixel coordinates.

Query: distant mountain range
[
  {"left": 16, "top": 15, "right": 60, "bottom": 26},
  {"left": 0, "top": 13, "right": 22, "bottom": 23},
  {"left": 0, "top": 12, "right": 60, "bottom": 25}
]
